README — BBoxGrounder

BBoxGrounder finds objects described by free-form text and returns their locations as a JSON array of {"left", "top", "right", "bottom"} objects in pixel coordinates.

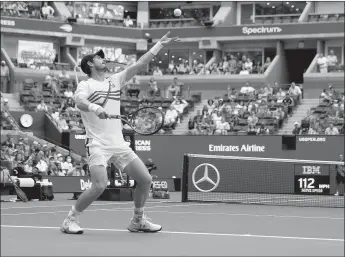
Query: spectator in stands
[
  {"left": 272, "top": 82, "right": 280, "bottom": 95},
  {"left": 325, "top": 123, "right": 339, "bottom": 135},
  {"left": 308, "top": 125, "right": 318, "bottom": 135},
  {"left": 66, "top": 2, "right": 74, "bottom": 16},
  {"left": 292, "top": 122, "right": 301, "bottom": 135},
  {"left": 247, "top": 112, "right": 258, "bottom": 127},
  {"left": 247, "top": 124, "right": 257, "bottom": 134},
  {"left": 126, "top": 77, "right": 140, "bottom": 98},
  {"left": 276, "top": 88, "right": 286, "bottom": 103},
  {"left": 214, "top": 117, "right": 230, "bottom": 135},
  {"left": 171, "top": 97, "right": 188, "bottom": 116},
  {"left": 61, "top": 155, "right": 73, "bottom": 175},
  {"left": 44, "top": 70, "right": 59, "bottom": 96},
  {"left": 41, "top": 2, "right": 55, "bottom": 19},
  {"left": 209, "top": 63, "right": 220, "bottom": 75},
  {"left": 240, "top": 82, "right": 255, "bottom": 95},
  {"left": 283, "top": 93, "right": 294, "bottom": 115},
  {"left": 320, "top": 89, "right": 332, "bottom": 103},
  {"left": 227, "top": 55, "right": 237, "bottom": 74},
  {"left": 147, "top": 77, "right": 159, "bottom": 98},
  {"left": 167, "top": 78, "right": 183, "bottom": 98},
  {"left": 187, "top": 111, "right": 201, "bottom": 135},
  {"left": 153, "top": 66, "right": 163, "bottom": 76},
  {"left": 57, "top": 114, "right": 69, "bottom": 131},
  {"left": 36, "top": 99, "right": 48, "bottom": 112},
  {"left": 317, "top": 53, "right": 328, "bottom": 73},
  {"left": 63, "top": 97, "right": 77, "bottom": 116},
  {"left": 243, "top": 57, "right": 253, "bottom": 74},
  {"left": 31, "top": 82, "right": 43, "bottom": 101},
  {"left": 123, "top": 15, "right": 134, "bottom": 27},
  {"left": 219, "top": 56, "right": 229, "bottom": 73},
  {"left": 164, "top": 105, "right": 178, "bottom": 129},
  {"left": 327, "top": 49, "right": 338, "bottom": 72},
  {"left": 36, "top": 153, "right": 48, "bottom": 174},
  {"left": 58, "top": 68, "right": 70, "bottom": 85},
  {"left": 2, "top": 98, "right": 9, "bottom": 110},
  {"left": 1, "top": 61, "right": 10, "bottom": 93},
  {"left": 252, "top": 61, "right": 262, "bottom": 74},
  {"left": 261, "top": 57, "right": 271, "bottom": 73},
  {"left": 257, "top": 124, "right": 269, "bottom": 135},
  {"left": 64, "top": 85, "right": 74, "bottom": 98},
  {"left": 167, "top": 60, "right": 175, "bottom": 74},
  {"left": 288, "top": 82, "right": 302, "bottom": 103},
  {"left": 23, "top": 159, "right": 33, "bottom": 173},
  {"left": 30, "top": 7, "right": 42, "bottom": 19}
]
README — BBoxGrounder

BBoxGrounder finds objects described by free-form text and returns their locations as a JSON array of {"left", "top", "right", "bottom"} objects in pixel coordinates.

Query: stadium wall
[
  {"left": 9, "top": 111, "right": 46, "bottom": 138},
  {"left": 2, "top": 34, "right": 60, "bottom": 61},
  {"left": 69, "top": 135, "right": 344, "bottom": 178}
]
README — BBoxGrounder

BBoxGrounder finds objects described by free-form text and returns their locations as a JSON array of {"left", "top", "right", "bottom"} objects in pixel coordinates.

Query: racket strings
[{"left": 132, "top": 109, "right": 164, "bottom": 134}]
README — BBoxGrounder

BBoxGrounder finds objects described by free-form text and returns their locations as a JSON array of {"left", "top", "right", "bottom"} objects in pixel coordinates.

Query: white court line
[
  {"left": 0, "top": 200, "right": 171, "bottom": 210},
  {"left": 1, "top": 203, "right": 214, "bottom": 216},
  {"left": 1, "top": 225, "right": 343, "bottom": 242},
  {"left": 143, "top": 210, "right": 345, "bottom": 221},
  {"left": 2, "top": 205, "right": 343, "bottom": 221}
]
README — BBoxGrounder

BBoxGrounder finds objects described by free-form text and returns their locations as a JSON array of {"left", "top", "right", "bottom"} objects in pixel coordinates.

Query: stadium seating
[
  {"left": 1, "top": 133, "right": 86, "bottom": 176},
  {"left": 186, "top": 86, "right": 297, "bottom": 135},
  {"left": 18, "top": 75, "right": 198, "bottom": 134},
  {"left": 300, "top": 89, "right": 344, "bottom": 135}
]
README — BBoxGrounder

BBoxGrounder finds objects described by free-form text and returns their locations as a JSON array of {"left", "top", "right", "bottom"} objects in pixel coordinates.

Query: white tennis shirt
[{"left": 75, "top": 72, "right": 126, "bottom": 147}]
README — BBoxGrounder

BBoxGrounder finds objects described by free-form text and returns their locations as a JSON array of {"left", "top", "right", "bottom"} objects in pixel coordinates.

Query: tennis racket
[
  {"left": 7, "top": 175, "right": 29, "bottom": 203},
  {"left": 110, "top": 107, "right": 165, "bottom": 135}
]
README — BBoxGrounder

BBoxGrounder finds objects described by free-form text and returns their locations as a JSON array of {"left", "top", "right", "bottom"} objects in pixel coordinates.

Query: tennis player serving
[{"left": 61, "top": 32, "right": 180, "bottom": 234}]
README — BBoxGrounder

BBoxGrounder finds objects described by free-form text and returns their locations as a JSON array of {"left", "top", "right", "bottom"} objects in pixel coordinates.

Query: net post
[{"left": 182, "top": 153, "right": 189, "bottom": 202}]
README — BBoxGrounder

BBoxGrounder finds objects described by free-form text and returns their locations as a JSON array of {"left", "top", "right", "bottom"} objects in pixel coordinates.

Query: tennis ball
[{"left": 174, "top": 8, "right": 182, "bottom": 17}]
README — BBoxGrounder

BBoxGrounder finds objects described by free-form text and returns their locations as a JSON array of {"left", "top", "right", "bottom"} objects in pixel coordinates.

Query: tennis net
[{"left": 182, "top": 153, "right": 344, "bottom": 208}]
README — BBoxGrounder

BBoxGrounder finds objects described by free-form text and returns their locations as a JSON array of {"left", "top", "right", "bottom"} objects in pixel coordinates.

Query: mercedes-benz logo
[{"left": 192, "top": 163, "right": 220, "bottom": 193}]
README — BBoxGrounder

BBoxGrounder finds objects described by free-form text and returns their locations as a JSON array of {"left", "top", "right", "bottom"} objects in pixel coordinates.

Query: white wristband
[
  {"left": 88, "top": 103, "right": 101, "bottom": 113},
  {"left": 150, "top": 42, "right": 163, "bottom": 56}
]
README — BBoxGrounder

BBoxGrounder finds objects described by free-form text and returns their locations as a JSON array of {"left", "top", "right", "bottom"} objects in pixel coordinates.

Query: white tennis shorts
[{"left": 85, "top": 138, "right": 138, "bottom": 170}]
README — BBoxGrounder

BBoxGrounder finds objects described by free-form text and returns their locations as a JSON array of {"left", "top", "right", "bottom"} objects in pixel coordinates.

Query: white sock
[
  {"left": 133, "top": 207, "right": 143, "bottom": 222},
  {"left": 68, "top": 206, "right": 80, "bottom": 217}
]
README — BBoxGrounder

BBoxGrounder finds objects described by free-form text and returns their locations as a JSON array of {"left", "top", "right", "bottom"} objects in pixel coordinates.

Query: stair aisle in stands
[
  {"left": 1, "top": 93, "right": 25, "bottom": 111},
  {"left": 278, "top": 99, "right": 320, "bottom": 135},
  {"left": 172, "top": 100, "right": 208, "bottom": 135}
]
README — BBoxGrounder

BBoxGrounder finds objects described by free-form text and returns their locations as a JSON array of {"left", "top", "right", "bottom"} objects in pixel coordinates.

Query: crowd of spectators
[
  {"left": 21, "top": 72, "right": 190, "bottom": 134},
  {"left": 295, "top": 85, "right": 344, "bottom": 135},
  {"left": 66, "top": 2, "right": 136, "bottom": 27},
  {"left": 150, "top": 55, "right": 271, "bottom": 76},
  {"left": 187, "top": 82, "right": 301, "bottom": 135},
  {"left": 20, "top": 70, "right": 85, "bottom": 133},
  {"left": 1, "top": 135, "right": 88, "bottom": 176},
  {"left": 317, "top": 49, "right": 343, "bottom": 73},
  {"left": 1, "top": 1, "right": 55, "bottom": 20}
]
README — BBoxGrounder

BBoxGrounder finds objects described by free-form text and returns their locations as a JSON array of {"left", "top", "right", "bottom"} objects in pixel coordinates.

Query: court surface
[{"left": 1, "top": 193, "right": 344, "bottom": 256}]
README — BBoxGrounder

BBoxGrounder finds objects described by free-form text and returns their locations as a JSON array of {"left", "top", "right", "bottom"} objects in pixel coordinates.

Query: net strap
[{"left": 185, "top": 153, "right": 343, "bottom": 165}]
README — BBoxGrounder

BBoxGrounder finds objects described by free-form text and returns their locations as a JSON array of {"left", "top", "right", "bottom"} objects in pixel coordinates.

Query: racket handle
[{"left": 109, "top": 115, "right": 121, "bottom": 119}]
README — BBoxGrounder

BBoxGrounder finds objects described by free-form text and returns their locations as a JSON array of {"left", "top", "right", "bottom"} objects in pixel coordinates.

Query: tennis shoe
[
  {"left": 60, "top": 215, "right": 84, "bottom": 234},
  {"left": 127, "top": 215, "right": 162, "bottom": 233}
]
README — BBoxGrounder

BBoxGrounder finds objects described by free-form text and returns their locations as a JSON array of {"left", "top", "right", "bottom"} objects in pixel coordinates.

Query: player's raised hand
[{"left": 159, "top": 31, "right": 180, "bottom": 45}]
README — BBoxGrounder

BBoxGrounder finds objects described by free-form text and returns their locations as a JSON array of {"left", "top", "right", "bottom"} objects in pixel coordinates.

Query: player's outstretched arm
[{"left": 122, "top": 31, "right": 180, "bottom": 83}]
